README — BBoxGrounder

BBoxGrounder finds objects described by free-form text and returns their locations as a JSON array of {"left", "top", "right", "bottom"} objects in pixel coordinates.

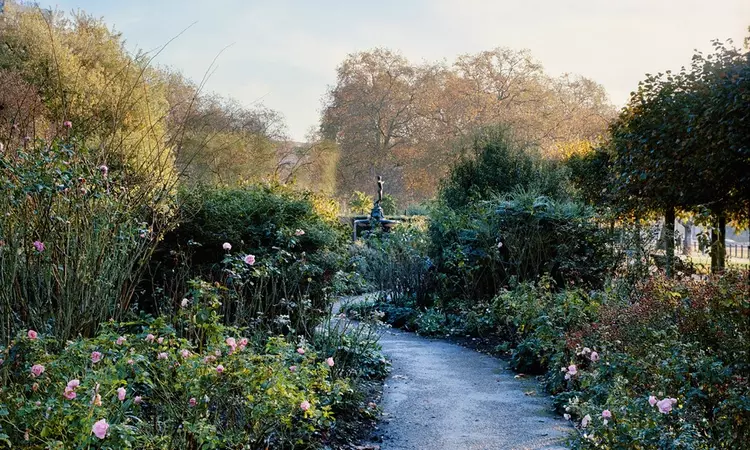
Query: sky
[{"left": 42, "top": 0, "right": 750, "bottom": 141}]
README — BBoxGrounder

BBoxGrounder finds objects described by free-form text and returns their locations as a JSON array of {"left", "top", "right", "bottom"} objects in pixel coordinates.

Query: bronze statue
[{"left": 376, "top": 176, "right": 384, "bottom": 205}]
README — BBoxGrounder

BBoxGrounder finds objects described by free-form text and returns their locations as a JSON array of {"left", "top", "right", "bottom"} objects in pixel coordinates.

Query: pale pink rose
[
  {"left": 289, "top": 365, "right": 297, "bottom": 372},
  {"left": 300, "top": 400, "right": 311, "bottom": 411},
  {"left": 91, "top": 351, "right": 102, "bottom": 363},
  {"left": 67, "top": 379, "right": 80, "bottom": 389},
  {"left": 297, "top": 348, "right": 305, "bottom": 355},
  {"left": 99, "top": 165, "right": 108, "bottom": 177},
  {"left": 602, "top": 409, "right": 612, "bottom": 419},
  {"left": 326, "top": 357, "right": 335, "bottom": 367},
  {"left": 127, "top": 359, "right": 135, "bottom": 365},
  {"left": 225, "top": 337, "right": 236, "bottom": 348},
  {"left": 216, "top": 364, "right": 224, "bottom": 374},
  {"left": 243, "top": 254, "right": 256, "bottom": 265},
  {"left": 589, "top": 351, "right": 599, "bottom": 362},
  {"left": 648, "top": 395, "right": 658, "bottom": 407},
  {"left": 657, "top": 398, "right": 678, "bottom": 414},
  {"left": 181, "top": 349, "right": 190, "bottom": 358},
  {"left": 63, "top": 120, "right": 73, "bottom": 129},
  {"left": 567, "top": 365, "right": 577, "bottom": 375},
  {"left": 145, "top": 334, "right": 155, "bottom": 342},
  {"left": 64, "top": 386, "right": 77, "bottom": 400},
  {"left": 117, "top": 387, "right": 126, "bottom": 401},
  {"left": 157, "top": 352, "right": 168, "bottom": 360},
  {"left": 581, "top": 414, "right": 591, "bottom": 428},
  {"left": 92, "top": 419, "right": 108, "bottom": 439},
  {"left": 27, "top": 330, "right": 38, "bottom": 340},
  {"left": 30, "top": 364, "right": 45, "bottom": 377},
  {"left": 181, "top": 298, "right": 189, "bottom": 308},
  {"left": 295, "top": 229, "right": 305, "bottom": 236},
  {"left": 157, "top": 337, "right": 164, "bottom": 344},
  {"left": 222, "top": 242, "right": 232, "bottom": 251},
  {"left": 116, "top": 336, "right": 126, "bottom": 345},
  {"left": 134, "top": 395, "right": 142, "bottom": 405},
  {"left": 239, "top": 337, "right": 248, "bottom": 347},
  {"left": 32, "top": 241, "right": 45, "bottom": 252},
  {"left": 189, "top": 397, "right": 197, "bottom": 407}
]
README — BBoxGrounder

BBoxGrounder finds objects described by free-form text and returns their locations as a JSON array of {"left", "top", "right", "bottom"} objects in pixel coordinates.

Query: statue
[{"left": 376, "top": 176, "right": 384, "bottom": 205}]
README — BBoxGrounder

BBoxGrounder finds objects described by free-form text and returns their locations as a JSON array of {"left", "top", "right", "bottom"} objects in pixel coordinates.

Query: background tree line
[{"left": 321, "top": 47, "right": 616, "bottom": 205}]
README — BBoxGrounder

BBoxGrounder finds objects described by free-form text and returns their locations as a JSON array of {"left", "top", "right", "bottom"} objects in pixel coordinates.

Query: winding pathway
[{"left": 342, "top": 297, "right": 571, "bottom": 449}]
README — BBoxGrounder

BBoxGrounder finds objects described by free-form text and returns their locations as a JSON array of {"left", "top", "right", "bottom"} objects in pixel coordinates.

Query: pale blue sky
[{"left": 44, "top": 0, "right": 750, "bottom": 141}]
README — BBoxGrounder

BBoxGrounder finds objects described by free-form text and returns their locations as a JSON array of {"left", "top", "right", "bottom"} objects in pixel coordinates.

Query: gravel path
[{"left": 370, "top": 325, "right": 571, "bottom": 450}]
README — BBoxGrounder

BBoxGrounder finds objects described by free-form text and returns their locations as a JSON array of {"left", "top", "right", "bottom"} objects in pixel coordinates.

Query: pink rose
[
  {"left": 63, "top": 120, "right": 73, "bottom": 129},
  {"left": 589, "top": 351, "right": 599, "bottom": 362},
  {"left": 157, "top": 337, "right": 164, "bottom": 344},
  {"left": 145, "top": 334, "right": 155, "bottom": 342},
  {"left": 297, "top": 348, "right": 305, "bottom": 355},
  {"left": 92, "top": 419, "right": 108, "bottom": 439},
  {"left": 91, "top": 351, "right": 103, "bottom": 363},
  {"left": 223, "top": 242, "right": 232, "bottom": 251},
  {"left": 64, "top": 387, "right": 77, "bottom": 400},
  {"left": 67, "top": 379, "right": 80, "bottom": 389},
  {"left": 326, "top": 357, "right": 335, "bottom": 367},
  {"left": 157, "top": 352, "right": 168, "bottom": 360},
  {"left": 602, "top": 409, "right": 612, "bottom": 419},
  {"left": 189, "top": 397, "right": 197, "bottom": 407},
  {"left": 32, "top": 241, "right": 45, "bottom": 252},
  {"left": 216, "top": 364, "right": 224, "bottom": 374},
  {"left": 657, "top": 398, "right": 678, "bottom": 414},
  {"left": 243, "top": 254, "right": 256, "bottom": 265},
  {"left": 134, "top": 395, "right": 142, "bottom": 405},
  {"left": 181, "top": 349, "right": 190, "bottom": 358},
  {"left": 30, "top": 364, "right": 45, "bottom": 377},
  {"left": 225, "top": 337, "right": 236, "bottom": 348},
  {"left": 295, "top": 229, "right": 305, "bottom": 236},
  {"left": 116, "top": 336, "right": 126, "bottom": 345},
  {"left": 127, "top": 359, "right": 135, "bottom": 365},
  {"left": 27, "top": 330, "right": 38, "bottom": 340},
  {"left": 300, "top": 400, "right": 311, "bottom": 411},
  {"left": 289, "top": 365, "right": 297, "bottom": 372},
  {"left": 648, "top": 395, "right": 658, "bottom": 407},
  {"left": 581, "top": 414, "right": 591, "bottom": 428},
  {"left": 117, "top": 387, "right": 126, "bottom": 401}
]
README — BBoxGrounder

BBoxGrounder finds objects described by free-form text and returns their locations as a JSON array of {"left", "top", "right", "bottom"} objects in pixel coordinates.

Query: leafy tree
[
  {"left": 348, "top": 191, "right": 374, "bottom": 215},
  {"left": 439, "top": 126, "right": 570, "bottom": 210}
]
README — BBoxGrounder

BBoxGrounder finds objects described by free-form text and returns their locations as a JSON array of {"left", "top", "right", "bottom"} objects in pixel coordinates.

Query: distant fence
[{"left": 690, "top": 241, "right": 749, "bottom": 259}]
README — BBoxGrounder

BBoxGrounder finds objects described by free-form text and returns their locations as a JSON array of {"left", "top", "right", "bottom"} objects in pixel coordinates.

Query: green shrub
[
  {"left": 147, "top": 183, "right": 347, "bottom": 335},
  {"left": 429, "top": 190, "right": 615, "bottom": 305},
  {"left": 350, "top": 221, "right": 433, "bottom": 309},
  {"left": 0, "top": 139, "right": 168, "bottom": 343},
  {"left": 439, "top": 126, "right": 570, "bottom": 210},
  {"left": 0, "top": 288, "right": 352, "bottom": 449}
]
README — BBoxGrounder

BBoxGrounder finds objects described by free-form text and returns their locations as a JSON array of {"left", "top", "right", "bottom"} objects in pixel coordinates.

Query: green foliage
[
  {"left": 429, "top": 190, "right": 614, "bottom": 304},
  {"left": 560, "top": 272, "right": 750, "bottom": 448},
  {"left": 348, "top": 191, "right": 373, "bottom": 215},
  {"left": 312, "top": 316, "right": 390, "bottom": 381},
  {"left": 349, "top": 221, "right": 433, "bottom": 308},
  {"left": 0, "top": 293, "right": 352, "bottom": 449},
  {"left": 148, "top": 183, "right": 347, "bottom": 335},
  {"left": 439, "top": 126, "right": 570, "bottom": 210},
  {"left": 0, "top": 139, "right": 167, "bottom": 343},
  {"left": 379, "top": 193, "right": 398, "bottom": 215}
]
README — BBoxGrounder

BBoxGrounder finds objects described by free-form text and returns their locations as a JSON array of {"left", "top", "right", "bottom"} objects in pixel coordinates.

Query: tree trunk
[
  {"left": 681, "top": 220, "right": 693, "bottom": 256},
  {"left": 665, "top": 206, "right": 675, "bottom": 277},
  {"left": 718, "top": 213, "right": 726, "bottom": 272}
]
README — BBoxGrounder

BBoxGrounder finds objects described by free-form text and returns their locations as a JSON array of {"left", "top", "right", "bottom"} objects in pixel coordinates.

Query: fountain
[{"left": 352, "top": 176, "right": 399, "bottom": 240}]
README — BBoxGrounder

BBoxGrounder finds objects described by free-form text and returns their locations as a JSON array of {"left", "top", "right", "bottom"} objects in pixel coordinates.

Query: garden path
[{"left": 339, "top": 296, "right": 571, "bottom": 450}]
